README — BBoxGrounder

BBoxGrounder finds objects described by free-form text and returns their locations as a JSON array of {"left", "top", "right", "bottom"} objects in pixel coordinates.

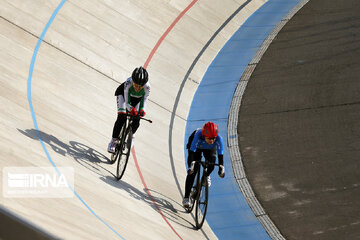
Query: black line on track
[{"left": 167, "top": 0, "right": 252, "bottom": 237}]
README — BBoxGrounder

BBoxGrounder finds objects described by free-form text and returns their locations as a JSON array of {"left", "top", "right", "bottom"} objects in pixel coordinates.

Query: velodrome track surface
[
  {"left": 0, "top": 1, "right": 271, "bottom": 239},
  {"left": 1, "top": 0, "right": 359, "bottom": 240}
]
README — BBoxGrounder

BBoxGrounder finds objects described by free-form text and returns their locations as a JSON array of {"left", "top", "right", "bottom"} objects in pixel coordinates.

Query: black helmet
[{"left": 132, "top": 66, "right": 148, "bottom": 86}]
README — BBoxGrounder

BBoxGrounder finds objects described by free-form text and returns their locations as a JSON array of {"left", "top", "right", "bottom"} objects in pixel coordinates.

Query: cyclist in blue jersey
[
  {"left": 183, "top": 122, "right": 225, "bottom": 208},
  {"left": 107, "top": 67, "right": 150, "bottom": 153}
]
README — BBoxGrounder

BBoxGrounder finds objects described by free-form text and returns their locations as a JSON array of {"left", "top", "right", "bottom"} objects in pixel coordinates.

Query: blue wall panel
[{"left": 185, "top": 0, "right": 302, "bottom": 239}]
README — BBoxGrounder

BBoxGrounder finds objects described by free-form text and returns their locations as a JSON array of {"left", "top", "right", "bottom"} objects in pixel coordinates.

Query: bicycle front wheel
[
  {"left": 116, "top": 128, "right": 133, "bottom": 180},
  {"left": 186, "top": 170, "right": 200, "bottom": 213},
  {"left": 195, "top": 176, "right": 209, "bottom": 229}
]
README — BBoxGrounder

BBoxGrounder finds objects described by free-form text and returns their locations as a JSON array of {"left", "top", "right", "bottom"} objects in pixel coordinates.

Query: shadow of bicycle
[
  {"left": 100, "top": 175, "right": 194, "bottom": 229},
  {"left": 18, "top": 128, "right": 114, "bottom": 177},
  {"left": 19, "top": 128, "right": 195, "bottom": 229}
]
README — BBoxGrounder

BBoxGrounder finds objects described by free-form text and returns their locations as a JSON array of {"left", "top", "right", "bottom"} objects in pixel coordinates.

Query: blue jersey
[{"left": 189, "top": 129, "right": 224, "bottom": 155}]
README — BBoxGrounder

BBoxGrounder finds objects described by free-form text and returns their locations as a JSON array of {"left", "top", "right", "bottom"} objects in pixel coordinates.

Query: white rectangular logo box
[{"left": 3, "top": 167, "right": 74, "bottom": 198}]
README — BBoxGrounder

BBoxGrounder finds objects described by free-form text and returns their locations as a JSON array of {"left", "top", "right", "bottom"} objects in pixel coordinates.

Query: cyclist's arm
[
  {"left": 188, "top": 150, "right": 195, "bottom": 163},
  {"left": 188, "top": 130, "right": 202, "bottom": 165},
  {"left": 216, "top": 135, "right": 224, "bottom": 165},
  {"left": 139, "top": 83, "right": 150, "bottom": 110},
  {"left": 189, "top": 130, "right": 202, "bottom": 152},
  {"left": 218, "top": 154, "right": 224, "bottom": 166},
  {"left": 123, "top": 78, "right": 133, "bottom": 111}
]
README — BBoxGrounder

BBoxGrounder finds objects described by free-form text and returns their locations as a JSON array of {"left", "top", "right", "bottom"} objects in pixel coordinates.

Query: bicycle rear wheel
[
  {"left": 116, "top": 127, "right": 133, "bottom": 180},
  {"left": 195, "top": 175, "right": 209, "bottom": 229}
]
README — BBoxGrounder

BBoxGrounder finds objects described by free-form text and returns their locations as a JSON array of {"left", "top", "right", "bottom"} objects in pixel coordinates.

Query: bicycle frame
[
  {"left": 188, "top": 159, "right": 219, "bottom": 229},
  {"left": 111, "top": 113, "right": 152, "bottom": 180}
]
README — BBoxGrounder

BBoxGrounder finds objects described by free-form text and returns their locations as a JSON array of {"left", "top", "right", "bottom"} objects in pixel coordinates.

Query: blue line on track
[{"left": 26, "top": 1, "right": 126, "bottom": 239}]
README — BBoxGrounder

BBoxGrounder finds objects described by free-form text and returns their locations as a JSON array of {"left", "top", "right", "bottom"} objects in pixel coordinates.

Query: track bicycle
[
  {"left": 185, "top": 159, "right": 220, "bottom": 229},
  {"left": 109, "top": 113, "right": 152, "bottom": 180}
]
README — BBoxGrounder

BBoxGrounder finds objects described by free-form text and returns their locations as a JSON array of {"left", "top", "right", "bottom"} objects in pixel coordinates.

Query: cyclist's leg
[
  {"left": 131, "top": 116, "right": 140, "bottom": 134},
  {"left": 203, "top": 147, "right": 217, "bottom": 176},
  {"left": 184, "top": 149, "right": 201, "bottom": 198},
  {"left": 112, "top": 95, "right": 127, "bottom": 138},
  {"left": 108, "top": 96, "right": 126, "bottom": 153},
  {"left": 130, "top": 102, "right": 141, "bottom": 134}
]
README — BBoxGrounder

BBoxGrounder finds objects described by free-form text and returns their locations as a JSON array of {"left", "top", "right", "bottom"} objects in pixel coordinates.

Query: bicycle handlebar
[
  {"left": 190, "top": 160, "right": 220, "bottom": 172},
  {"left": 124, "top": 113, "right": 152, "bottom": 123},
  {"left": 140, "top": 117, "right": 152, "bottom": 123}
]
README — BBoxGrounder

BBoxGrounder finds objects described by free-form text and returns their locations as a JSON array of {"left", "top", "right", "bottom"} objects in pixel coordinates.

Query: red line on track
[
  {"left": 131, "top": 147, "right": 183, "bottom": 240},
  {"left": 143, "top": 0, "right": 199, "bottom": 69},
  {"left": 134, "top": 1, "right": 199, "bottom": 238}
]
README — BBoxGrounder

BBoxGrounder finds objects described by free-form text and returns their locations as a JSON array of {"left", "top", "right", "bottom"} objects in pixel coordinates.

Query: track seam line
[{"left": 0, "top": 17, "right": 186, "bottom": 121}]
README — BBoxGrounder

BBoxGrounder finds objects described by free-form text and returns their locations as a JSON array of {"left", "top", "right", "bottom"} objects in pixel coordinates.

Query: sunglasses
[{"left": 206, "top": 137, "right": 216, "bottom": 141}]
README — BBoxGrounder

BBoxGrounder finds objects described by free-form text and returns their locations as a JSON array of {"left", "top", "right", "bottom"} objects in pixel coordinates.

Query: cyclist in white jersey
[{"left": 107, "top": 67, "right": 150, "bottom": 153}]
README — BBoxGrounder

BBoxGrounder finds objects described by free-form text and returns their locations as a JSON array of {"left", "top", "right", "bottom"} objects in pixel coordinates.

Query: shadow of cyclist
[
  {"left": 19, "top": 128, "right": 196, "bottom": 229},
  {"left": 100, "top": 175, "right": 194, "bottom": 229},
  {"left": 17, "top": 128, "right": 113, "bottom": 177}
]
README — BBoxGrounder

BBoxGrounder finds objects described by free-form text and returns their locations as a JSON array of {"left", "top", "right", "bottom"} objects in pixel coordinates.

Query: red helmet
[{"left": 202, "top": 122, "right": 219, "bottom": 138}]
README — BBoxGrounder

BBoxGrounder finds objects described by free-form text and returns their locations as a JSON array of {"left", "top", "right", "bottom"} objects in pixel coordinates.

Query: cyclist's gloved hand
[
  {"left": 139, "top": 109, "right": 146, "bottom": 117},
  {"left": 130, "top": 107, "right": 138, "bottom": 116},
  {"left": 218, "top": 165, "right": 225, "bottom": 178}
]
